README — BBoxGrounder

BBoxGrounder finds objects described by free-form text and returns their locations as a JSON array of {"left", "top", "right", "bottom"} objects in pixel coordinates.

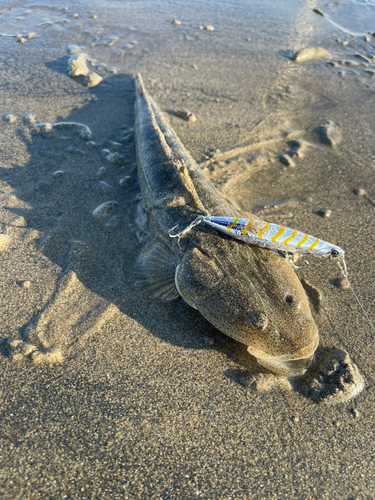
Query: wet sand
[{"left": 1, "top": 0, "right": 375, "bottom": 498}]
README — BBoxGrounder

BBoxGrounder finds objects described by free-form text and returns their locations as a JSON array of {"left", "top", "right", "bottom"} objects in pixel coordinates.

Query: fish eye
[
  {"left": 285, "top": 294, "right": 301, "bottom": 310},
  {"left": 249, "top": 312, "right": 268, "bottom": 330},
  {"left": 330, "top": 249, "right": 339, "bottom": 258}
]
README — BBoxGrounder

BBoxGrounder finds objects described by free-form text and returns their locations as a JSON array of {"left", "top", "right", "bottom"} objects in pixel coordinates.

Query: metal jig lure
[{"left": 170, "top": 215, "right": 344, "bottom": 259}]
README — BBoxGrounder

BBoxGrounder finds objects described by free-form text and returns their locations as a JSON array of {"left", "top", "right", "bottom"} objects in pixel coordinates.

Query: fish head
[{"left": 175, "top": 231, "right": 318, "bottom": 376}]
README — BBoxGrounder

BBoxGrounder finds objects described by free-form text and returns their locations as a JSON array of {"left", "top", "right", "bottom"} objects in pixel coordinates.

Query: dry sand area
[{"left": 1, "top": 0, "right": 375, "bottom": 498}]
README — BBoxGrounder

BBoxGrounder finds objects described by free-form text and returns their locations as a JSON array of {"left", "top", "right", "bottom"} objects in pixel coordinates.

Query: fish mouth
[
  {"left": 256, "top": 354, "right": 315, "bottom": 377},
  {"left": 247, "top": 337, "right": 318, "bottom": 377}
]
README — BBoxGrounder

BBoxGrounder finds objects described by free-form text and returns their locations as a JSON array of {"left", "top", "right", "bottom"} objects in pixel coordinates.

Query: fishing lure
[
  {"left": 201, "top": 216, "right": 345, "bottom": 259},
  {"left": 171, "top": 215, "right": 344, "bottom": 259}
]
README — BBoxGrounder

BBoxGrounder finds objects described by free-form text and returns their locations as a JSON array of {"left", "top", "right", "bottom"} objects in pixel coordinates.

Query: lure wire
[
  {"left": 168, "top": 216, "right": 204, "bottom": 249},
  {"left": 337, "top": 257, "right": 375, "bottom": 335}
]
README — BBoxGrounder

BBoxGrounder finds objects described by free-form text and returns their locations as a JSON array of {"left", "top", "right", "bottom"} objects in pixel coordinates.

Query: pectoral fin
[{"left": 135, "top": 239, "right": 180, "bottom": 301}]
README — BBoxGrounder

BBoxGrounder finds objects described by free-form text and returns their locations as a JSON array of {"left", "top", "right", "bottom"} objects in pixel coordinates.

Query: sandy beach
[{"left": 1, "top": 0, "right": 375, "bottom": 498}]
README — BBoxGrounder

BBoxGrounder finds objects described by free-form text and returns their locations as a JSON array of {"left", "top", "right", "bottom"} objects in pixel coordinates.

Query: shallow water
[{"left": 1, "top": 0, "right": 375, "bottom": 498}]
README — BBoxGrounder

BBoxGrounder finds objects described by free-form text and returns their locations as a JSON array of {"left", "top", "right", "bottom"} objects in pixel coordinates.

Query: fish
[{"left": 134, "top": 74, "right": 319, "bottom": 377}]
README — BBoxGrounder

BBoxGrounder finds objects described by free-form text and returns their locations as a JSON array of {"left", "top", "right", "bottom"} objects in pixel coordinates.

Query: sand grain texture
[{"left": 0, "top": 0, "right": 374, "bottom": 498}]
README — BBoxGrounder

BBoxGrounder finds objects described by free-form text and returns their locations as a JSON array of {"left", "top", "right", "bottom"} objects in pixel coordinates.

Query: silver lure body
[{"left": 202, "top": 216, "right": 344, "bottom": 259}]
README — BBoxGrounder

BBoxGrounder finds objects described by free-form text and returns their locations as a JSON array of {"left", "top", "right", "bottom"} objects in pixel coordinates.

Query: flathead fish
[{"left": 134, "top": 74, "right": 319, "bottom": 376}]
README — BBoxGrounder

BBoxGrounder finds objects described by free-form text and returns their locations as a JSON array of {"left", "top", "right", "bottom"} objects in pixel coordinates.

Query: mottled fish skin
[{"left": 135, "top": 74, "right": 319, "bottom": 376}]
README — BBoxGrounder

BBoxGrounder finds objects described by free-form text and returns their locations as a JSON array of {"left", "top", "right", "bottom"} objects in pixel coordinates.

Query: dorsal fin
[{"left": 175, "top": 159, "right": 207, "bottom": 214}]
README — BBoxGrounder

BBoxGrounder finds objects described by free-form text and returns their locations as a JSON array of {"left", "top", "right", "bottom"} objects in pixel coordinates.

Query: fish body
[{"left": 134, "top": 74, "right": 319, "bottom": 376}]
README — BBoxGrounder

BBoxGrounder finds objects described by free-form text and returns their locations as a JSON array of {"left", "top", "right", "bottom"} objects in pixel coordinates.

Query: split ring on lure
[{"left": 170, "top": 216, "right": 344, "bottom": 259}]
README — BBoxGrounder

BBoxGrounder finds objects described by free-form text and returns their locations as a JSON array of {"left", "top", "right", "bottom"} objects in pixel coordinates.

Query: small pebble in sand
[
  {"left": 365, "top": 35, "right": 370, "bottom": 42},
  {"left": 53, "top": 170, "right": 65, "bottom": 178},
  {"left": 21, "top": 280, "right": 32, "bottom": 288},
  {"left": 66, "top": 44, "right": 85, "bottom": 54},
  {"left": 68, "top": 53, "right": 89, "bottom": 77},
  {"left": 4, "top": 114, "right": 16, "bottom": 123},
  {"left": 288, "top": 139, "right": 306, "bottom": 158},
  {"left": 353, "top": 187, "right": 367, "bottom": 196},
  {"left": 37, "top": 21, "right": 53, "bottom": 28},
  {"left": 198, "top": 26, "right": 203, "bottom": 30},
  {"left": 175, "top": 109, "right": 197, "bottom": 122},
  {"left": 312, "top": 8, "right": 325, "bottom": 16},
  {"left": 318, "top": 120, "right": 341, "bottom": 147},
  {"left": 101, "top": 148, "right": 111, "bottom": 156},
  {"left": 123, "top": 41, "right": 138, "bottom": 49},
  {"left": 87, "top": 140, "right": 96, "bottom": 147},
  {"left": 337, "top": 60, "right": 358, "bottom": 67},
  {"left": 93, "top": 201, "right": 118, "bottom": 220},
  {"left": 342, "top": 41, "right": 349, "bottom": 46},
  {"left": 318, "top": 208, "right": 332, "bottom": 218},
  {"left": 90, "top": 15, "right": 97, "bottom": 19},
  {"left": 106, "top": 66, "right": 118, "bottom": 74},
  {"left": 55, "top": 19, "right": 70, "bottom": 25},
  {"left": 70, "top": 13, "right": 79, "bottom": 18},
  {"left": 293, "top": 47, "right": 330, "bottom": 63},
  {"left": 17, "top": 37, "right": 26, "bottom": 43},
  {"left": 337, "top": 278, "right": 350, "bottom": 290},
  {"left": 101, "top": 36, "right": 119, "bottom": 47},
  {"left": 97, "top": 167, "right": 106, "bottom": 177},
  {"left": 0, "top": 234, "right": 11, "bottom": 252},
  {"left": 26, "top": 32, "right": 36, "bottom": 39},
  {"left": 192, "top": 64, "right": 198, "bottom": 69},
  {"left": 41, "top": 123, "right": 53, "bottom": 133},
  {"left": 23, "top": 114, "right": 36, "bottom": 125},
  {"left": 119, "top": 175, "right": 134, "bottom": 187},
  {"left": 245, "top": 38, "right": 251, "bottom": 42},
  {"left": 327, "top": 61, "right": 339, "bottom": 68},
  {"left": 86, "top": 72, "right": 102, "bottom": 87},
  {"left": 205, "top": 25, "right": 214, "bottom": 31},
  {"left": 77, "top": 126, "right": 91, "bottom": 139},
  {"left": 351, "top": 408, "right": 360, "bottom": 418},
  {"left": 171, "top": 20, "right": 181, "bottom": 25},
  {"left": 279, "top": 154, "right": 295, "bottom": 167},
  {"left": 106, "top": 152, "right": 124, "bottom": 164}
]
